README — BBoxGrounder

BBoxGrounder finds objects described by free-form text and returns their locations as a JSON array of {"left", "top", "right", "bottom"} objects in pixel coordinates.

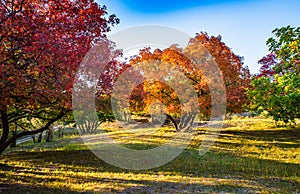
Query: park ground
[{"left": 0, "top": 117, "right": 299, "bottom": 193}]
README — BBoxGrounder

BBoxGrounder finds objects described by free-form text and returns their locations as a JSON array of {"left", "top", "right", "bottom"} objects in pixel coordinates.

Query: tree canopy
[
  {"left": 247, "top": 26, "right": 300, "bottom": 124},
  {"left": 126, "top": 32, "right": 250, "bottom": 129},
  {"left": 0, "top": 0, "right": 119, "bottom": 153}
]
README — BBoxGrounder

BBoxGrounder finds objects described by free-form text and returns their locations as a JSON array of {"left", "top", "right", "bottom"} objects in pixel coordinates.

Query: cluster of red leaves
[
  {"left": 257, "top": 53, "right": 277, "bottom": 78},
  {"left": 0, "top": 0, "right": 119, "bottom": 112},
  {"left": 0, "top": 0, "right": 120, "bottom": 153},
  {"left": 195, "top": 33, "right": 251, "bottom": 114}
]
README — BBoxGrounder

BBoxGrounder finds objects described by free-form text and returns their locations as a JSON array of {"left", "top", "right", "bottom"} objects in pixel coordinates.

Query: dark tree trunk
[
  {"left": 32, "top": 135, "right": 36, "bottom": 143},
  {"left": 37, "top": 133, "right": 43, "bottom": 143},
  {"left": 0, "top": 108, "right": 10, "bottom": 153},
  {"left": 165, "top": 113, "right": 196, "bottom": 132},
  {"left": 165, "top": 114, "right": 179, "bottom": 131},
  {"left": 0, "top": 110, "right": 66, "bottom": 154},
  {"left": 10, "top": 130, "right": 17, "bottom": 147},
  {"left": 45, "top": 129, "right": 53, "bottom": 142}
]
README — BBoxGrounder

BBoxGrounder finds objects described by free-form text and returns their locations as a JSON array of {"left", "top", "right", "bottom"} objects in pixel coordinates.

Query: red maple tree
[{"left": 0, "top": 0, "right": 119, "bottom": 153}]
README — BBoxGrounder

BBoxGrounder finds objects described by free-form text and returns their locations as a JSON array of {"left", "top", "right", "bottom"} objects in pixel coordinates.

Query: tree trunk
[
  {"left": 0, "top": 110, "right": 66, "bottom": 154},
  {"left": 165, "top": 113, "right": 196, "bottom": 132},
  {"left": 165, "top": 114, "right": 179, "bottom": 131},
  {"left": 32, "top": 135, "right": 36, "bottom": 143},
  {"left": 0, "top": 108, "right": 10, "bottom": 153},
  {"left": 37, "top": 133, "right": 43, "bottom": 143},
  {"left": 10, "top": 130, "right": 17, "bottom": 147},
  {"left": 45, "top": 128, "right": 53, "bottom": 142}
]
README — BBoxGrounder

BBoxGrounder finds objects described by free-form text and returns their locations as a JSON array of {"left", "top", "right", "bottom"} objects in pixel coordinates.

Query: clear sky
[{"left": 97, "top": 0, "right": 300, "bottom": 74}]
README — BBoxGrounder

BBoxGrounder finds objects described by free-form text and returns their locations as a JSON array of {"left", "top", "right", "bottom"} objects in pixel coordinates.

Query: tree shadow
[
  {"left": 1, "top": 147, "right": 299, "bottom": 193},
  {"left": 220, "top": 127, "right": 300, "bottom": 148},
  {"left": 1, "top": 125, "right": 300, "bottom": 193},
  {"left": 0, "top": 183, "right": 93, "bottom": 194}
]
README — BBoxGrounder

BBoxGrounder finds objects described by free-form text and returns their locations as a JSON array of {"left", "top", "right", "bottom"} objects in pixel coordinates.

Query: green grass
[{"left": 0, "top": 117, "right": 299, "bottom": 193}]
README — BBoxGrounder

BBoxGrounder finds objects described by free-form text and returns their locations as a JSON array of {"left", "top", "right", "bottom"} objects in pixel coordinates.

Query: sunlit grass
[{"left": 0, "top": 117, "right": 299, "bottom": 193}]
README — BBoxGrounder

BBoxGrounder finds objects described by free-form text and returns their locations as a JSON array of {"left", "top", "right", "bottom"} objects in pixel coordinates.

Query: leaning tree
[{"left": 0, "top": 0, "right": 119, "bottom": 153}]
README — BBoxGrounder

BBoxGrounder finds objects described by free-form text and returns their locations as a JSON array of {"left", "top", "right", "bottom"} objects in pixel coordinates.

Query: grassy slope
[{"left": 0, "top": 117, "right": 299, "bottom": 193}]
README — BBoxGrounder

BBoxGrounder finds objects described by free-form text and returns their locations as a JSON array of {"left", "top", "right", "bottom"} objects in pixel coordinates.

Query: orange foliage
[{"left": 128, "top": 32, "right": 250, "bottom": 118}]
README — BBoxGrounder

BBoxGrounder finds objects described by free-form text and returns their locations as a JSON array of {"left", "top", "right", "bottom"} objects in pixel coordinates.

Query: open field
[{"left": 0, "top": 117, "right": 299, "bottom": 193}]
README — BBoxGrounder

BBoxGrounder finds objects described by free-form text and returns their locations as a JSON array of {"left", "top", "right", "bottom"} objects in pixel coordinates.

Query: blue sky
[{"left": 98, "top": 0, "right": 300, "bottom": 74}]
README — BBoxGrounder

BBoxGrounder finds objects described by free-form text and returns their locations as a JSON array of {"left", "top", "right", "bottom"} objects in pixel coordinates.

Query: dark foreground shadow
[
  {"left": 0, "top": 183, "right": 92, "bottom": 194},
  {"left": 1, "top": 147, "right": 299, "bottom": 193}
]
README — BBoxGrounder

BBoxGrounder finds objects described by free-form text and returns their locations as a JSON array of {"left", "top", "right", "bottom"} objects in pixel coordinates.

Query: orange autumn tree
[
  {"left": 194, "top": 33, "right": 251, "bottom": 114},
  {"left": 128, "top": 32, "right": 250, "bottom": 129}
]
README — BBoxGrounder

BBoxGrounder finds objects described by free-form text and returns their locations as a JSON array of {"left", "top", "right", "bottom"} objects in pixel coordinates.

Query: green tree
[{"left": 247, "top": 26, "right": 300, "bottom": 124}]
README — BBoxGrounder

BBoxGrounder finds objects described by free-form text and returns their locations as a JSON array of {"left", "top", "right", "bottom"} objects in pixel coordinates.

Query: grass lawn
[{"left": 0, "top": 117, "right": 299, "bottom": 193}]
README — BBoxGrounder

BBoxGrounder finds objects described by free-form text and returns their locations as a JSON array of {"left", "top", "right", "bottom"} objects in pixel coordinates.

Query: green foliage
[
  {"left": 248, "top": 73, "right": 300, "bottom": 123},
  {"left": 266, "top": 25, "right": 300, "bottom": 73},
  {"left": 248, "top": 26, "right": 300, "bottom": 124}
]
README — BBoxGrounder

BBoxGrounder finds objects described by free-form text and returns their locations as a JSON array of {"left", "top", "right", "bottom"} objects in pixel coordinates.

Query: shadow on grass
[
  {"left": 1, "top": 147, "right": 299, "bottom": 193},
  {"left": 1, "top": 124, "right": 299, "bottom": 193},
  {"left": 220, "top": 127, "right": 300, "bottom": 148},
  {"left": 0, "top": 183, "right": 87, "bottom": 194}
]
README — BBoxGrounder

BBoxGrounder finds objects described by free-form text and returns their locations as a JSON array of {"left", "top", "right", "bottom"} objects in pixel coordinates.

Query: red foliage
[
  {"left": 257, "top": 53, "right": 277, "bottom": 78},
  {"left": 194, "top": 32, "right": 251, "bottom": 114},
  {"left": 0, "top": 0, "right": 119, "bottom": 111},
  {"left": 0, "top": 0, "right": 119, "bottom": 153}
]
